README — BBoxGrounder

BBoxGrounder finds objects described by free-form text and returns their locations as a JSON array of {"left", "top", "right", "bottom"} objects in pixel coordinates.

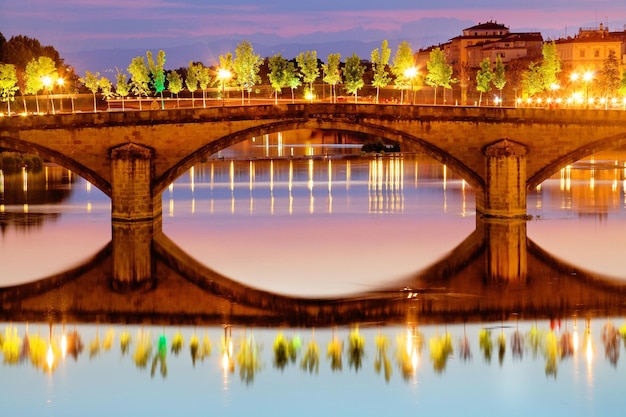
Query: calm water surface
[{"left": 1, "top": 133, "right": 625, "bottom": 416}]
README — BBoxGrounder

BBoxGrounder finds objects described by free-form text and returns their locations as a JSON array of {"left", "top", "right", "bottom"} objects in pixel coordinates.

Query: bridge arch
[
  {"left": 528, "top": 133, "right": 626, "bottom": 189},
  {"left": 0, "top": 135, "right": 111, "bottom": 197},
  {"left": 152, "top": 119, "right": 485, "bottom": 196}
]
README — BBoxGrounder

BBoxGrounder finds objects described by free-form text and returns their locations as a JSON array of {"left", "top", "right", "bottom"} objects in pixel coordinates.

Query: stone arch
[
  {"left": 527, "top": 133, "right": 626, "bottom": 189},
  {"left": 0, "top": 135, "right": 111, "bottom": 196},
  {"left": 152, "top": 119, "right": 485, "bottom": 196}
]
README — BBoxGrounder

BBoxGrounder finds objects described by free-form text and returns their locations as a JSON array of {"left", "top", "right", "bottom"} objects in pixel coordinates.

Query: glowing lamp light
[
  {"left": 46, "top": 344, "right": 54, "bottom": 370},
  {"left": 41, "top": 75, "right": 52, "bottom": 87}
]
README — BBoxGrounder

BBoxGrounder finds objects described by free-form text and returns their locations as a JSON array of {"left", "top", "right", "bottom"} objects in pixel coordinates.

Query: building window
[
  {"left": 594, "top": 49, "right": 600, "bottom": 58},
  {"left": 580, "top": 50, "right": 586, "bottom": 58}
]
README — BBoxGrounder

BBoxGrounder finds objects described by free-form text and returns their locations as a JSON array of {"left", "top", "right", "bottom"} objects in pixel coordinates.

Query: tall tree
[
  {"left": 166, "top": 70, "right": 184, "bottom": 107},
  {"left": 233, "top": 40, "right": 261, "bottom": 105},
  {"left": 99, "top": 76, "right": 113, "bottom": 111},
  {"left": 24, "top": 56, "right": 56, "bottom": 113},
  {"left": 0, "top": 63, "right": 19, "bottom": 115},
  {"left": 344, "top": 53, "right": 365, "bottom": 102},
  {"left": 322, "top": 53, "right": 341, "bottom": 103},
  {"left": 426, "top": 47, "right": 454, "bottom": 105},
  {"left": 521, "top": 61, "right": 544, "bottom": 98},
  {"left": 196, "top": 66, "right": 212, "bottom": 108},
  {"left": 268, "top": 53, "right": 288, "bottom": 104},
  {"left": 454, "top": 60, "right": 473, "bottom": 105},
  {"left": 597, "top": 50, "right": 621, "bottom": 103},
  {"left": 391, "top": 41, "right": 414, "bottom": 104},
  {"left": 296, "top": 50, "right": 319, "bottom": 102},
  {"left": 127, "top": 56, "right": 150, "bottom": 110},
  {"left": 618, "top": 71, "right": 626, "bottom": 98},
  {"left": 80, "top": 71, "right": 100, "bottom": 112},
  {"left": 115, "top": 69, "right": 130, "bottom": 111},
  {"left": 540, "top": 41, "right": 561, "bottom": 91},
  {"left": 492, "top": 55, "right": 506, "bottom": 106},
  {"left": 185, "top": 61, "right": 200, "bottom": 107},
  {"left": 371, "top": 40, "right": 391, "bottom": 103},
  {"left": 146, "top": 50, "right": 166, "bottom": 109},
  {"left": 475, "top": 58, "right": 493, "bottom": 106},
  {"left": 285, "top": 60, "right": 301, "bottom": 103}
]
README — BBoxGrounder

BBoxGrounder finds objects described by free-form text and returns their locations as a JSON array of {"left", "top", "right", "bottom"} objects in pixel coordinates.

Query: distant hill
[{"left": 62, "top": 17, "right": 471, "bottom": 78}]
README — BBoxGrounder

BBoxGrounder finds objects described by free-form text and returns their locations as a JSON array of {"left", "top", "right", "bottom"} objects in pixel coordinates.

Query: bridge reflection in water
[{"left": 1, "top": 214, "right": 625, "bottom": 327}]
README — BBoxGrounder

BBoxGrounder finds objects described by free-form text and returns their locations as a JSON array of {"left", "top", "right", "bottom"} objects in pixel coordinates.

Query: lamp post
[
  {"left": 404, "top": 67, "right": 417, "bottom": 105},
  {"left": 218, "top": 68, "right": 231, "bottom": 107},
  {"left": 57, "top": 78, "right": 65, "bottom": 113},
  {"left": 41, "top": 76, "right": 55, "bottom": 114},
  {"left": 583, "top": 71, "right": 593, "bottom": 109}
]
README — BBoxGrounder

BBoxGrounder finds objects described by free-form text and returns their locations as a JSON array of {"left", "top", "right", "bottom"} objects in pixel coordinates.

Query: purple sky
[{"left": 3, "top": 1, "right": 626, "bottom": 73}]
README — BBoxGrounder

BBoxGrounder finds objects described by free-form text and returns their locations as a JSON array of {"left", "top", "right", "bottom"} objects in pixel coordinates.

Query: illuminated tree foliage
[
  {"left": 478, "top": 329, "right": 493, "bottom": 363},
  {"left": 120, "top": 330, "right": 131, "bottom": 355},
  {"left": 327, "top": 333, "right": 343, "bottom": 371},
  {"left": 521, "top": 62, "right": 544, "bottom": 98},
  {"left": 233, "top": 40, "right": 261, "bottom": 105},
  {"left": 171, "top": 330, "right": 184, "bottom": 355},
  {"left": 374, "top": 334, "right": 392, "bottom": 382},
  {"left": 544, "top": 331, "right": 559, "bottom": 378},
  {"left": 272, "top": 331, "right": 300, "bottom": 370},
  {"left": 497, "top": 331, "right": 506, "bottom": 367},
  {"left": 493, "top": 54, "right": 506, "bottom": 105},
  {"left": 127, "top": 56, "right": 150, "bottom": 110},
  {"left": 195, "top": 65, "right": 211, "bottom": 108},
  {"left": 89, "top": 329, "right": 101, "bottom": 359},
  {"left": 146, "top": 50, "right": 166, "bottom": 108},
  {"left": 132, "top": 330, "right": 152, "bottom": 369},
  {"left": 597, "top": 50, "right": 621, "bottom": 102},
  {"left": 371, "top": 40, "right": 391, "bottom": 103},
  {"left": 296, "top": 50, "right": 319, "bottom": 102},
  {"left": 24, "top": 56, "right": 56, "bottom": 113},
  {"left": 426, "top": 47, "right": 454, "bottom": 105},
  {"left": 102, "top": 327, "right": 114, "bottom": 351},
  {"left": 475, "top": 58, "right": 493, "bottom": 106},
  {"left": 301, "top": 339, "right": 320, "bottom": 374},
  {"left": 99, "top": 77, "right": 113, "bottom": 111},
  {"left": 268, "top": 53, "right": 289, "bottom": 104},
  {"left": 0, "top": 63, "right": 19, "bottom": 114},
  {"left": 391, "top": 40, "right": 414, "bottom": 103},
  {"left": 284, "top": 60, "right": 301, "bottom": 103},
  {"left": 344, "top": 53, "right": 365, "bottom": 103},
  {"left": 115, "top": 69, "right": 130, "bottom": 111},
  {"left": 166, "top": 70, "right": 183, "bottom": 106},
  {"left": 322, "top": 53, "right": 341, "bottom": 103},
  {"left": 347, "top": 326, "right": 365, "bottom": 372},
  {"left": 185, "top": 61, "right": 200, "bottom": 107},
  {"left": 79, "top": 70, "right": 100, "bottom": 112},
  {"left": 237, "top": 332, "right": 262, "bottom": 385},
  {"left": 429, "top": 332, "right": 453, "bottom": 373},
  {"left": 2, "top": 325, "right": 21, "bottom": 364},
  {"left": 540, "top": 41, "right": 561, "bottom": 91},
  {"left": 395, "top": 328, "right": 422, "bottom": 381}
]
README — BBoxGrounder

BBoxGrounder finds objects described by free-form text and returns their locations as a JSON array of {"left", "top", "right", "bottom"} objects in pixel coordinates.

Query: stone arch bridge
[{"left": 2, "top": 103, "right": 626, "bottom": 221}]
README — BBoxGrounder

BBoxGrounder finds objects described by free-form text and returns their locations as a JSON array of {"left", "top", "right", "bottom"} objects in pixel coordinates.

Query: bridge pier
[
  {"left": 479, "top": 218, "right": 528, "bottom": 282},
  {"left": 110, "top": 143, "right": 161, "bottom": 290},
  {"left": 478, "top": 140, "right": 528, "bottom": 219}
]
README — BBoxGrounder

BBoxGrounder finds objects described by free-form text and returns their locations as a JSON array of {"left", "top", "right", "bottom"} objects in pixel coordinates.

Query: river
[{"left": 1, "top": 130, "right": 625, "bottom": 416}]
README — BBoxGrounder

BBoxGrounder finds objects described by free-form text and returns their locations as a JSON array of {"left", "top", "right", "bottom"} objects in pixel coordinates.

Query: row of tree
[{"left": 2, "top": 32, "right": 626, "bottom": 114}]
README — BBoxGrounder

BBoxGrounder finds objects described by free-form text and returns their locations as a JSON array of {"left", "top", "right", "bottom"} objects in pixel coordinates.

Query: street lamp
[
  {"left": 218, "top": 68, "right": 231, "bottom": 107},
  {"left": 583, "top": 71, "right": 593, "bottom": 109},
  {"left": 41, "top": 76, "right": 55, "bottom": 114},
  {"left": 57, "top": 78, "right": 65, "bottom": 113},
  {"left": 404, "top": 67, "right": 417, "bottom": 105}
]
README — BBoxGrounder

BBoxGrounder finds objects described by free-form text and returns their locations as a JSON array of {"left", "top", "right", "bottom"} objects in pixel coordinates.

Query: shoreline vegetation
[{"left": 0, "top": 152, "right": 44, "bottom": 173}]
